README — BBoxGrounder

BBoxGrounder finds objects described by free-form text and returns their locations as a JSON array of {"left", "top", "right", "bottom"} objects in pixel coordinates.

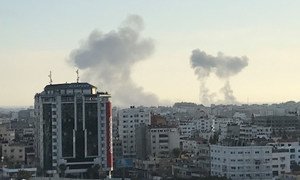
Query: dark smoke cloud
[
  {"left": 69, "top": 14, "right": 161, "bottom": 106},
  {"left": 190, "top": 49, "right": 248, "bottom": 105}
]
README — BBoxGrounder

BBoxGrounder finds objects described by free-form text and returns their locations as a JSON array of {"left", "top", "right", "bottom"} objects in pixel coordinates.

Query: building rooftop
[
  {"left": 149, "top": 124, "right": 178, "bottom": 129},
  {"left": 44, "top": 82, "right": 96, "bottom": 91}
]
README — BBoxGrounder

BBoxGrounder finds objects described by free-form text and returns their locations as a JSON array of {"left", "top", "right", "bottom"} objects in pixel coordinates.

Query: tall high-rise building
[{"left": 34, "top": 82, "right": 113, "bottom": 176}]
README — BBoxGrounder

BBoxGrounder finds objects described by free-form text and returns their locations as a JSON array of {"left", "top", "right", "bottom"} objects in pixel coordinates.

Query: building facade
[
  {"left": 2, "top": 143, "right": 25, "bottom": 166},
  {"left": 210, "top": 145, "right": 273, "bottom": 180},
  {"left": 146, "top": 125, "right": 180, "bottom": 158},
  {"left": 34, "top": 82, "right": 112, "bottom": 176},
  {"left": 118, "top": 106, "right": 151, "bottom": 158}
]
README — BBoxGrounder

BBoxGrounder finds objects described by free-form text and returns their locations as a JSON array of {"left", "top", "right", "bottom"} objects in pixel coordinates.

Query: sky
[{"left": 1, "top": 0, "right": 300, "bottom": 107}]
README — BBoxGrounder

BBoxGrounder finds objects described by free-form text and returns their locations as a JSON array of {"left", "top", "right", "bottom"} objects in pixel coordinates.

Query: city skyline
[{"left": 1, "top": 1, "right": 300, "bottom": 106}]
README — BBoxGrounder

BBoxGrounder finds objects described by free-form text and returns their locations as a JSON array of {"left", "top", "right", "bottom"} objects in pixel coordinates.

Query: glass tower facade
[{"left": 34, "top": 83, "right": 113, "bottom": 176}]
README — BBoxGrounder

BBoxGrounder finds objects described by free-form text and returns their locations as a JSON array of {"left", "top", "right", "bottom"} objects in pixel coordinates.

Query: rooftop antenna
[
  {"left": 76, "top": 69, "right": 79, "bottom": 83},
  {"left": 48, "top": 71, "right": 53, "bottom": 85}
]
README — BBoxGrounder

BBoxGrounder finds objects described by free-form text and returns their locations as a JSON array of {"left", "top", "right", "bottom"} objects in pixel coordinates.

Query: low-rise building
[
  {"left": 253, "top": 116, "right": 300, "bottom": 132},
  {"left": 240, "top": 124, "right": 271, "bottom": 141},
  {"left": 268, "top": 140, "right": 300, "bottom": 168},
  {"left": 2, "top": 143, "right": 26, "bottom": 166},
  {"left": 181, "top": 138, "right": 210, "bottom": 174},
  {"left": 271, "top": 148, "right": 291, "bottom": 178},
  {"left": 146, "top": 125, "right": 180, "bottom": 158},
  {"left": 0, "top": 124, "right": 15, "bottom": 142},
  {"left": 210, "top": 144, "right": 273, "bottom": 180},
  {"left": 118, "top": 106, "right": 151, "bottom": 158}
]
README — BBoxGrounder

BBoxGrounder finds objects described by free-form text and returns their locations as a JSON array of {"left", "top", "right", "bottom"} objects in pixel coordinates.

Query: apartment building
[
  {"left": 210, "top": 144, "right": 273, "bottom": 180},
  {"left": 118, "top": 106, "right": 151, "bottom": 158},
  {"left": 146, "top": 125, "right": 180, "bottom": 158}
]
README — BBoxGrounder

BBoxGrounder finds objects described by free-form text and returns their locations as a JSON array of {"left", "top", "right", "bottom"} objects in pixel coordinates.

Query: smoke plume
[
  {"left": 199, "top": 81, "right": 216, "bottom": 105},
  {"left": 69, "top": 15, "right": 160, "bottom": 106},
  {"left": 190, "top": 49, "right": 248, "bottom": 104},
  {"left": 220, "top": 81, "right": 236, "bottom": 103}
]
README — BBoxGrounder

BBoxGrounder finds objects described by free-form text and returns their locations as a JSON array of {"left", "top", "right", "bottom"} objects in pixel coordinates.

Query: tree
[{"left": 17, "top": 170, "right": 32, "bottom": 180}]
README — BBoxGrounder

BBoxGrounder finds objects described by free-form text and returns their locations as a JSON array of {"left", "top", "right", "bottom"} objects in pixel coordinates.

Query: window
[{"left": 290, "top": 149, "right": 295, "bottom": 153}]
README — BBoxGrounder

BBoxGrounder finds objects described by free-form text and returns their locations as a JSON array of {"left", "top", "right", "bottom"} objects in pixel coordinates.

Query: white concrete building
[
  {"left": 146, "top": 125, "right": 180, "bottom": 158},
  {"left": 194, "top": 118, "right": 213, "bottom": 133},
  {"left": 233, "top": 112, "right": 247, "bottom": 121},
  {"left": 181, "top": 139, "right": 210, "bottom": 173},
  {"left": 213, "top": 117, "right": 242, "bottom": 132},
  {"left": 2, "top": 143, "right": 26, "bottom": 165},
  {"left": 240, "top": 124, "right": 271, "bottom": 141},
  {"left": 179, "top": 121, "right": 195, "bottom": 138},
  {"left": 268, "top": 141, "right": 300, "bottom": 166},
  {"left": 0, "top": 125, "right": 15, "bottom": 142},
  {"left": 179, "top": 118, "right": 213, "bottom": 138},
  {"left": 118, "top": 106, "right": 151, "bottom": 158},
  {"left": 271, "top": 148, "right": 291, "bottom": 178},
  {"left": 210, "top": 145, "right": 273, "bottom": 180},
  {"left": 182, "top": 138, "right": 207, "bottom": 153}
]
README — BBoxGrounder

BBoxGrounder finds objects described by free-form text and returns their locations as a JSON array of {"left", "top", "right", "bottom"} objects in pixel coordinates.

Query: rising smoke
[
  {"left": 69, "top": 15, "right": 161, "bottom": 106},
  {"left": 190, "top": 49, "right": 248, "bottom": 105}
]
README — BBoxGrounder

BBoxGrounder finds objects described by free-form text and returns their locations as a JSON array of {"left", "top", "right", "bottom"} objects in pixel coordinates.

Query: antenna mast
[
  {"left": 76, "top": 69, "right": 80, "bottom": 83},
  {"left": 48, "top": 71, "right": 53, "bottom": 85}
]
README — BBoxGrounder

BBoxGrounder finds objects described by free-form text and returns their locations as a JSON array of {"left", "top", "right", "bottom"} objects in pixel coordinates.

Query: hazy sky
[{"left": 1, "top": 0, "right": 300, "bottom": 106}]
